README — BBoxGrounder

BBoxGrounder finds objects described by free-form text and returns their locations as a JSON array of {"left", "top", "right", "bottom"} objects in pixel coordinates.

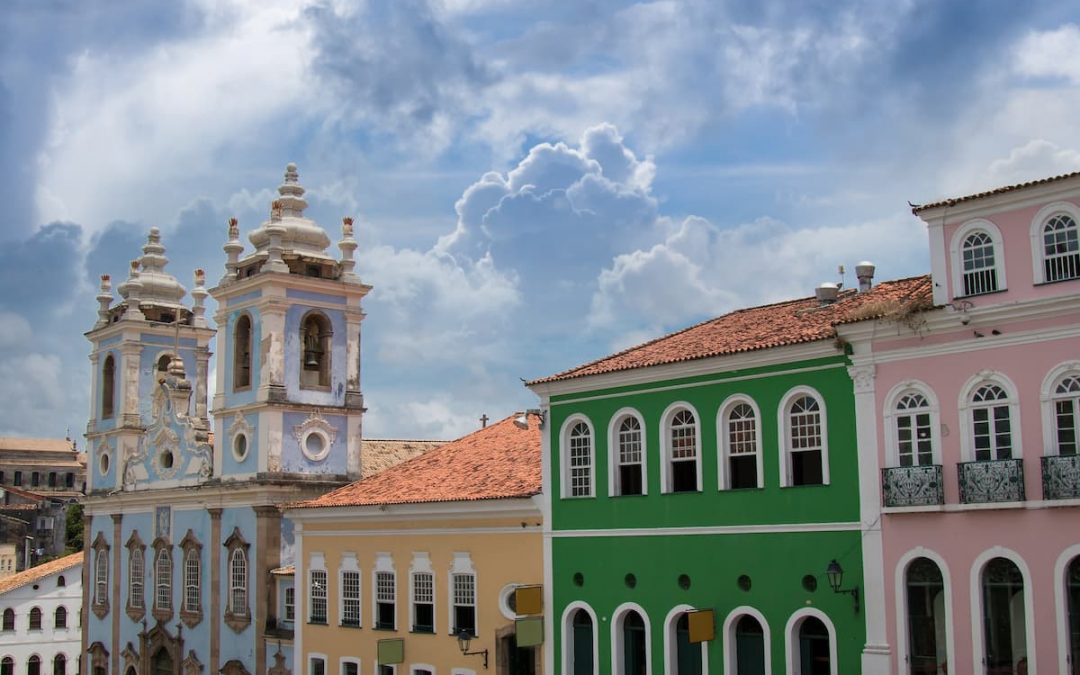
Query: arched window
[
  {"left": 299, "top": 313, "right": 331, "bottom": 389},
  {"left": 1066, "top": 556, "right": 1080, "bottom": 673},
  {"left": 613, "top": 415, "right": 644, "bottom": 496},
  {"left": 56, "top": 576, "right": 64, "bottom": 588},
  {"left": 905, "top": 558, "right": 946, "bottom": 674},
  {"left": 101, "top": 355, "right": 115, "bottom": 419},
  {"left": 233, "top": 314, "right": 252, "bottom": 390},
  {"left": 156, "top": 354, "right": 172, "bottom": 374},
  {"left": 1042, "top": 213, "right": 1080, "bottom": 283},
  {"left": 895, "top": 393, "right": 934, "bottom": 466},
  {"left": 52, "top": 655, "right": 65, "bottom": 675},
  {"left": 782, "top": 390, "right": 828, "bottom": 486},
  {"left": 1052, "top": 374, "right": 1080, "bottom": 456},
  {"left": 798, "top": 616, "right": 830, "bottom": 674},
  {"left": 732, "top": 614, "right": 766, "bottom": 674},
  {"left": 674, "top": 613, "right": 702, "bottom": 674},
  {"left": 95, "top": 548, "right": 109, "bottom": 608},
  {"left": 567, "top": 608, "right": 594, "bottom": 675},
  {"left": 620, "top": 611, "right": 647, "bottom": 675},
  {"left": 563, "top": 419, "right": 593, "bottom": 498},
  {"left": 54, "top": 606, "right": 67, "bottom": 629},
  {"left": 980, "top": 557, "right": 1027, "bottom": 673},
  {"left": 129, "top": 547, "right": 145, "bottom": 612},
  {"left": 665, "top": 406, "right": 700, "bottom": 493},
  {"left": 27, "top": 656, "right": 39, "bottom": 675},
  {"left": 183, "top": 548, "right": 200, "bottom": 614},
  {"left": 721, "top": 399, "right": 761, "bottom": 489},
  {"left": 2, "top": 609, "right": 13, "bottom": 631},
  {"left": 27, "top": 607, "right": 41, "bottom": 631},
  {"left": 229, "top": 548, "right": 248, "bottom": 616},
  {"left": 970, "top": 384, "right": 1013, "bottom": 461},
  {"left": 154, "top": 548, "right": 172, "bottom": 614},
  {"left": 1, "top": 657, "right": 12, "bottom": 675},
  {"left": 961, "top": 231, "right": 999, "bottom": 296}
]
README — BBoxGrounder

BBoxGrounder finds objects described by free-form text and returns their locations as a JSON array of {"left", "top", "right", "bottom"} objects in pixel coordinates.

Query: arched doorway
[
  {"left": 1068, "top": 556, "right": 1080, "bottom": 675},
  {"left": 622, "top": 611, "right": 647, "bottom": 675},
  {"left": 571, "top": 608, "right": 594, "bottom": 675},
  {"left": 734, "top": 615, "right": 766, "bottom": 675},
  {"left": 981, "top": 557, "right": 1027, "bottom": 674},
  {"left": 151, "top": 648, "right": 173, "bottom": 675},
  {"left": 906, "top": 557, "right": 946, "bottom": 674},
  {"left": 798, "top": 616, "right": 830, "bottom": 675},
  {"left": 674, "top": 613, "right": 702, "bottom": 674}
]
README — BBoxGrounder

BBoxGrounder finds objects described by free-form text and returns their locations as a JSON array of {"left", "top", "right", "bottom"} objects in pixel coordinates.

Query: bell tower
[
  {"left": 84, "top": 228, "right": 215, "bottom": 494},
  {"left": 210, "top": 163, "right": 370, "bottom": 482}
]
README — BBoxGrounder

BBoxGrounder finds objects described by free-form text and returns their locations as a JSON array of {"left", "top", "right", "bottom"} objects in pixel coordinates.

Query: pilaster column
[
  {"left": 120, "top": 343, "right": 142, "bottom": 427},
  {"left": 195, "top": 346, "right": 211, "bottom": 423},
  {"left": 80, "top": 513, "right": 92, "bottom": 675},
  {"left": 259, "top": 303, "right": 287, "bottom": 398},
  {"left": 111, "top": 514, "right": 123, "bottom": 675},
  {"left": 208, "top": 508, "right": 222, "bottom": 675},
  {"left": 253, "top": 506, "right": 281, "bottom": 675},
  {"left": 849, "top": 364, "right": 891, "bottom": 673}
]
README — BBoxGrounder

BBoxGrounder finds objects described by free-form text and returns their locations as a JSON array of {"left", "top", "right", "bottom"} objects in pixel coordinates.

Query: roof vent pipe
[
  {"left": 856, "top": 261, "right": 876, "bottom": 292},
  {"left": 815, "top": 282, "right": 839, "bottom": 305}
]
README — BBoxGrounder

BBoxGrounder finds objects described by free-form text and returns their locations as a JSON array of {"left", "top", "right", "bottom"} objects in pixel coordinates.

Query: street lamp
[
  {"left": 825, "top": 559, "right": 860, "bottom": 613},
  {"left": 456, "top": 629, "right": 488, "bottom": 669}
]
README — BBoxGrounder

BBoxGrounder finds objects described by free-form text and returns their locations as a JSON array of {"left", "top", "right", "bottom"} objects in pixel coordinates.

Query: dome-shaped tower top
[
  {"left": 246, "top": 163, "right": 332, "bottom": 260},
  {"left": 116, "top": 227, "right": 188, "bottom": 315}
]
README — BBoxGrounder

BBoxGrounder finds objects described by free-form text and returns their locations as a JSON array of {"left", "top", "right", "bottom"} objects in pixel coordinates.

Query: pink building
[{"left": 838, "top": 172, "right": 1080, "bottom": 674}]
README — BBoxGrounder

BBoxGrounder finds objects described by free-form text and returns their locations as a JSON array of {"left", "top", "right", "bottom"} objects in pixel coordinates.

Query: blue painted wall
[
  {"left": 283, "top": 305, "right": 346, "bottom": 406},
  {"left": 221, "top": 412, "right": 259, "bottom": 477},
  {"left": 280, "top": 411, "right": 348, "bottom": 475},
  {"left": 221, "top": 309, "right": 262, "bottom": 410}
]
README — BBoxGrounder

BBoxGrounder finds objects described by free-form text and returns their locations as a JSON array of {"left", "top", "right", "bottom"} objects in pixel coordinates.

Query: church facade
[{"left": 81, "top": 164, "right": 370, "bottom": 675}]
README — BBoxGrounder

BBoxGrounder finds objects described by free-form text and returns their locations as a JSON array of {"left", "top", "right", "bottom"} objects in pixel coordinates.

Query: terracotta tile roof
[
  {"left": 911, "top": 170, "right": 1080, "bottom": 213},
  {"left": 0, "top": 438, "right": 77, "bottom": 453},
  {"left": 0, "top": 552, "right": 81, "bottom": 595},
  {"left": 530, "top": 276, "right": 933, "bottom": 385},
  {"left": 361, "top": 439, "right": 445, "bottom": 479},
  {"left": 291, "top": 413, "right": 541, "bottom": 509}
]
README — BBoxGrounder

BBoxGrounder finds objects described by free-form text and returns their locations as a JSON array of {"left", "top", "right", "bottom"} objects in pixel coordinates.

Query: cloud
[
  {"left": 987, "top": 140, "right": 1080, "bottom": 186},
  {"left": 1013, "top": 24, "right": 1080, "bottom": 84}
]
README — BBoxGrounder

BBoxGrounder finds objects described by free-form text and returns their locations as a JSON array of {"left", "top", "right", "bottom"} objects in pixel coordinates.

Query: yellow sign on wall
[
  {"left": 377, "top": 639, "right": 404, "bottom": 664},
  {"left": 687, "top": 609, "right": 715, "bottom": 644},
  {"left": 514, "top": 585, "right": 543, "bottom": 616}
]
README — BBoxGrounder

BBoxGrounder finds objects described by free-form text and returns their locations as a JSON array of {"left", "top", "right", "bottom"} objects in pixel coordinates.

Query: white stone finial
[
  {"left": 222, "top": 217, "right": 244, "bottom": 284},
  {"left": 123, "top": 260, "right": 145, "bottom": 321},
  {"left": 191, "top": 269, "right": 208, "bottom": 328},
  {"left": 338, "top": 217, "right": 359, "bottom": 283},
  {"left": 94, "top": 275, "right": 113, "bottom": 328}
]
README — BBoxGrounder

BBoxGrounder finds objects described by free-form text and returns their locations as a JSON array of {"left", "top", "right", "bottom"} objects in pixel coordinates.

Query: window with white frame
[
  {"left": 895, "top": 393, "right": 934, "bottom": 466},
  {"left": 183, "top": 548, "right": 200, "bottom": 613},
  {"left": 310, "top": 657, "right": 326, "bottom": 675},
  {"left": 721, "top": 400, "right": 760, "bottom": 489},
  {"left": 154, "top": 546, "right": 172, "bottom": 615},
  {"left": 613, "top": 414, "right": 644, "bottom": 496},
  {"left": 411, "top": 555, "right": 435, "bottom": 634},
  {"left": 961, "top": 231, "right": 999, "bottom": 296},
  {"left": 1042, "top": 213, "right": 1080, "bottom": 283},
  {"left": 310, "top": 568, "right": 328, "bottom": 624},
  {"left": 1052, "top": 375, "right": 1080, "bottom": 456},
  {"left": 566, "top": 420, "right": 593, "bottom": 497},
  {"left": 97, "top": 551, "right": 109, "bottom": 604},
  {"left": 229, "top": 549, "right": 248, "bottom": 615},
  {"left": 284, "top": 585, "right": 295, "bottom": 623},
  {"left": 129, "top": 546, "right": 145, "bottom": 614},
  {"left": 971, "top": 384, "right": 1013, "bottom": 461},
  {"left": 782, "top": 390, "right": 828, "bottom": 487},
  {"left": 667, "top": 407, "right": 699, "bottom": 493},
  {"left": 452, "top": 573, "right": 477, "bottom": 636},
  {"left": 340, "top": 554, "right": 361, "bottom": 628},
  {"left": 375, "top": 571, "right": 396, "bottom": 629},
  {"left": 341, "top": 661, "right": 358, "bottom": 675}
]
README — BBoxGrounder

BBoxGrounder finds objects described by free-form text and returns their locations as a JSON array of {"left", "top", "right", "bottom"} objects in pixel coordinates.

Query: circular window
[
  {"left": 99, "top": 452, "right": 111, "bottom": 475},
  {"left": 678, "top": 574, "right": 691, "bottom": 590},
  {"left": 300, "top": 430, "right": 332, "bottom": 461},
  {"left": 624, "top": 573, "right": 637, "bottom": 589},
  {"left": 572, "top": 572, "right": 584, "bottom": 587},
  {"left": 498, "top": 584, "right": 519, "bottom": 620},
  {"left": 802, "top": 574, "right": 818, "bottom": 592},
  {"left": 738, "top": 575, "right": 752, "bottom": 591},
  {"left": 232, "top": 433, "right": 249, "bottom": 462}
]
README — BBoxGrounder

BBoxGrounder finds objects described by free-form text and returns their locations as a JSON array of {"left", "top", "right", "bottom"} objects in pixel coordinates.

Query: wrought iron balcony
[
  {"left": 882, "top": 465, "right": 944, "bottom": 507},
  {"left": 958, "top": 458, "right": 1025, "bottom": 504},
  {"left": 1042, "top": 454, "right": 1080, "bottom": 500}
]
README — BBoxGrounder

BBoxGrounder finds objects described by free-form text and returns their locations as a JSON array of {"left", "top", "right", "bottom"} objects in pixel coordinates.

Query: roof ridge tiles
[{"left": 912, "top": 169, "right": 1080, "bottom": 213}]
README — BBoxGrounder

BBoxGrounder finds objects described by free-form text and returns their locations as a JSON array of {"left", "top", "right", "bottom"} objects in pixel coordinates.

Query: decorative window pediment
[
  {"left": 180, "top": 650, "right": 203, "bottom": 675},
  {"left": 178, "top": 530, "right": 203, "bottom": 628},
  {"left": 91, "top": 532, "right": 110, "bottom": 619},
  {"left": 293, "top": 411, "right": 337, "bottom": 462}
]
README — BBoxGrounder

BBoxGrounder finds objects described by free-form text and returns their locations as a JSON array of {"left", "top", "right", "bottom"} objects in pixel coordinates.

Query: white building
[{"left": 0, "top": 553, "right": 81, "bottom": 675}]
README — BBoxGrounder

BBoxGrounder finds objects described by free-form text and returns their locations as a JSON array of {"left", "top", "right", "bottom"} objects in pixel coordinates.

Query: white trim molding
[
  {"left": 784, "top": 607, "right": 838, "bottom": 675},
  {"left": 611, "top": 602, "right": 652, "bottom": 675},
  {"left": 893, "top": 548, "right": 955, "bottom": 675},
  {"left": 968, "top": 546, "right": 1037, "bottom": 675},
  {"left": 660, "top": 401, "right": 703, "bottom": 493},
  {"left": 1029, "top": 200, "right": 1080, "bottom": 284},
  {"left": 777, "top": 386, "right": 830, "bottom": 487},
  {"left": 716, "top": 395, "right": 764, "bottom": 490},
  {"left": 721, "top": 606, "right": 771, "bottom": 675},
  {"left": 662, "top": 604, "right": 709, "bottom": 675},
  {"left": 559, "top": 601, "right": 599, "bottom": 675},
  {"left": 607, "top": 407, "right": 648, "bottom": 497}
]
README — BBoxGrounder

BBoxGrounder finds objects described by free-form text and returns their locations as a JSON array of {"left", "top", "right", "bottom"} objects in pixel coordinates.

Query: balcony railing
[
  {"left": 1042, "top": 454, "right": 1080, "bottom": 500},
  {"left": 882, "top": 465, "right": 944, "bottom": 507},
  {"left": 958, "top": 458, "right": 1025, "bottom": 504}
]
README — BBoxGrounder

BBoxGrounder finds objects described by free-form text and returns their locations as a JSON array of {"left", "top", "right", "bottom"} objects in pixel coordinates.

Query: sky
[{"left": 3, "top": 0, "right": 1080, "bottom": 442}]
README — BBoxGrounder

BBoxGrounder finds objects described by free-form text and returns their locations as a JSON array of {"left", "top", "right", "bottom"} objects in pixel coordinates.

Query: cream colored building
[{"left": 286, "top": 413, "right": 544, "bottom": 675}]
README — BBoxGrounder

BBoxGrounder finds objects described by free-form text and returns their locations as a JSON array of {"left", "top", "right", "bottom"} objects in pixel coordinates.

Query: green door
[
  {"left": 572, "top": 609, "right": 594, "bottom": 675},
  {"left": 623, "top": 611, "right": 647, "bottom": 675},
  {"left": 798, "top": 617, "right": 831, "bottom": 675},
  {"left": 734, "top": 615, "right": 766, "bottom": 675}
]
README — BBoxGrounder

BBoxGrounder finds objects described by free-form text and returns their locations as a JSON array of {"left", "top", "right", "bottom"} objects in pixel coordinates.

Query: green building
[{"left": 527, "top": 276, "right": 928, "bottom": 675}]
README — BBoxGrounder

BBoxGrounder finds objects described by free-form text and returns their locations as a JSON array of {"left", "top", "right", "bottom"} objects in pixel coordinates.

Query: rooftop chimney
[
  {"left": 815, "top": 282, "right": 839, "bottom": 305},
  {"left": 856, "top": 261, "right": 876, "bottom": 292}
]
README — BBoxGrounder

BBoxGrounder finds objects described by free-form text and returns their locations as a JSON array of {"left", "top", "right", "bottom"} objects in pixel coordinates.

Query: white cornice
[
  {"left": 528, "top": 341, "right": 840, "bottom": 398},
  {"left": 299, "top": 525, "right": 543, "bottom": 537},
  {"left": 86, "top": 321, "right": 215, "bottom": 345},
  {"left": 83, "top": 481, "right": 339, "bottom": 515},
  {"left": 209, "top": 271, "right": 371, "bottom": 305},
  {"left": 285, "top": 496, "right": 542, "bottom": 524},
  {"left": 915, "top": 177, "right": 1080, "bottom": 225},
  {"left": 550, "top": 520, "right": 861, "bottom": 538}
]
